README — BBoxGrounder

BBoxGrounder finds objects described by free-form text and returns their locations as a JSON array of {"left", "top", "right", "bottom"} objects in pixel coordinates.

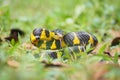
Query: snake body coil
[{"left": 30, "top": 28, "right": 98, "bottom": 58}]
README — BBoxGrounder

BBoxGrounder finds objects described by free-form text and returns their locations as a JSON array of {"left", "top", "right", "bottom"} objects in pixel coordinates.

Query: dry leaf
[
  {"left": 111, "top": 37, "right": 120, "bottom": 46},
  {"left": 7, "top": 60, "right": 20, "bottom": 68},
  {"left": 5, "top": 28, "right": 25, "bottom": 42}
]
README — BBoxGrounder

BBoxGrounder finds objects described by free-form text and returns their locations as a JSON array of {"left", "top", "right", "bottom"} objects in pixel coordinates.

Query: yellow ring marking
[
  {"left": 88, "top": 35, "right": 94, "bottom": 45},
  {"left": 73, "top": 32, "right": 80, "bottom": 45},
  {"left": 50, "top": 40, "right": 57, "bottom": 50}
]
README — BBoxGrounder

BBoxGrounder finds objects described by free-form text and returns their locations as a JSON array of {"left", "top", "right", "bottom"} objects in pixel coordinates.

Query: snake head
[{"left": 30, "top": 28, "right": 42, "bottom": 46}]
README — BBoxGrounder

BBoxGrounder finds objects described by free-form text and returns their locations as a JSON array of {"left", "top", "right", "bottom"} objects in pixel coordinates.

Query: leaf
[
  {"left": 7, "top": 60, "right": 20, "bottom": 68},
  {"left": 113, "top": 52, "right": 119, "bottom": 63},
  {"left": 111, "top": 37, "right": 120, "bottom": 46},
  {"left": 98, "top": 43, "right": 108, "bottom": 54},
  {"left": 5, "top": 28, "right": 25, "bottom": 43}
]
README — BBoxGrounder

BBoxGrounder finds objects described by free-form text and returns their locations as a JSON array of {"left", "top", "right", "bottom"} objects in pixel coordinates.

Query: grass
[{"left": 0, "top": 0, "right": 120, "bottom": 80}]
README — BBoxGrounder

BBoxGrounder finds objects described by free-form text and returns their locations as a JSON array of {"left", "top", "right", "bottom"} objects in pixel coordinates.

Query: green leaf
[{"left": 98, "top": 43, "right": 108, "bottom": 54}]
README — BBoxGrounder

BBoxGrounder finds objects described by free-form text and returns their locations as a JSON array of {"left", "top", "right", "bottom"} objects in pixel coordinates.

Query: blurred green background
[{"left": 0, "top": 0, "right": 120, "bottom": 40}]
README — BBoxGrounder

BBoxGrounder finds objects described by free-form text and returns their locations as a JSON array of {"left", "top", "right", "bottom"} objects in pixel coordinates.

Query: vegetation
[{"left": 0, "top": 0, "right": 120, "bottom": 80}]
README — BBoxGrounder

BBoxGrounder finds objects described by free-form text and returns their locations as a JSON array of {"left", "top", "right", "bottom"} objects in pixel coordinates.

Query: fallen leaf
[
  {"left": 5, "top": 28, "right": 25, "bottom": 42},
  {"left": 110, "top": 30, "right": 120, "bottom": 37},
  {"left": 111, "top": 37, "right": 120, "bottom": 46},
  {"left": 7, "top": 59, "right": 20, "bottom": 68},
  {"left": 22, "top": 42, "right": 37, "bottom": 50},
  {"left": 93, "top": 62, "right": 108, "bottom": 80},
  {"left": 103, "top": 51, "right": 112, "bottom": 57}
]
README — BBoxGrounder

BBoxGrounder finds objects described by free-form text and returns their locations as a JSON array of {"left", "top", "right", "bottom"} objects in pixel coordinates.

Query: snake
[{"left": 30, "top": 28, "right": 98, "bottom": 58}]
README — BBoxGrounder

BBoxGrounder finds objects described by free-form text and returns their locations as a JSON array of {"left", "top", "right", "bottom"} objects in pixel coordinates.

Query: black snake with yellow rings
[{"left": 30, "top": 28, "right": 98, "bottom": 58}]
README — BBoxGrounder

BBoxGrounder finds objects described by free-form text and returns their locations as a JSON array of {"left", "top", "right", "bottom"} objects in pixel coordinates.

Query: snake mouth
[{"left": 35, "top": 36, "right": 40, "bottom": 40}]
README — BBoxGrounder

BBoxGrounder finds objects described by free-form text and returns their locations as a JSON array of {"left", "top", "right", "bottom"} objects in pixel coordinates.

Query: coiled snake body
[{"left": 30, "top": 28, "right": 98, "bottom": 58}]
